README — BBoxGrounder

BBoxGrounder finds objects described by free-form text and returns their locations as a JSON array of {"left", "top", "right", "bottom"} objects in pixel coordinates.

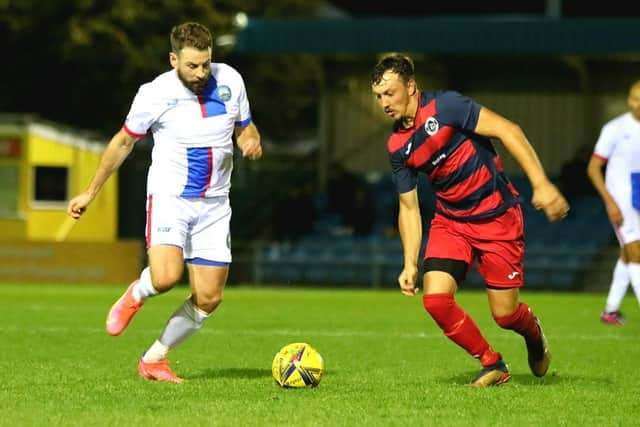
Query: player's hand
[
  {"left": 398, "top": 265, "right": 419, "bottom": 296},
  {"left": 605, "top": 200, "right": 623, "bottom": 227},
  {"left": 67, "top": 192, "right": 94, "bottom": 219},
  {"left": 239, "top": 137, "right": 262, "bottom": 160},
  {"left": 531, "top": 181, "right": 570, "bottom": 222}
]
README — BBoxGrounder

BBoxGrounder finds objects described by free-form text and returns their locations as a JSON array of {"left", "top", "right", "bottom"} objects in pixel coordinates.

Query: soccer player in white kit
[
  {"left": 587, "top": 80, "right": 640, "bottom": 326},
  {"left": 67, "top": 22, "right": 262, "bottom": 382}
]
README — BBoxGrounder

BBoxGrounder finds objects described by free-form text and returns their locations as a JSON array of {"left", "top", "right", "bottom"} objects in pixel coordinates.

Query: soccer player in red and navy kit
[{"left": 371, "top": 54, "right": 569, "bottom": 386}]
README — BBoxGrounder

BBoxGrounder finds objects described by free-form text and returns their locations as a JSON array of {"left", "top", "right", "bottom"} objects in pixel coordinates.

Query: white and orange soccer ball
[{"left": 272, "top": 342, "right": 324, "bottom": 388}]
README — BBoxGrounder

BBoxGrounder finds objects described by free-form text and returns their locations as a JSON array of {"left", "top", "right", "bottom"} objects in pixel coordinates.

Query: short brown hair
[
  {"left": 371, "top": 53, "right": 415, "bottom": 86},
  {"left": 170, "top": 22, "right": 212, "bottom": 53}
]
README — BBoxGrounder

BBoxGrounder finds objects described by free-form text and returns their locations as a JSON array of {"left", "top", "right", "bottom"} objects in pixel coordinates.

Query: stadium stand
[{"left": 253, "top": 174, "right": 613, "bottom": 290}]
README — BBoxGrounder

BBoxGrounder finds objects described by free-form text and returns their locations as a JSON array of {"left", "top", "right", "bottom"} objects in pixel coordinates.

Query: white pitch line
[{"left": 0, "top": 325, "right": 636, "bottom": 342}]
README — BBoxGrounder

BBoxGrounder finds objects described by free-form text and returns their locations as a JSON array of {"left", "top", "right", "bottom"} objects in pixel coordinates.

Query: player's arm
[
  {"left": 235, "top": 122, "right": 262, "bottom": 160},
  {"left": 67, "top": 128, "right": 139, "bottom": 219},
  {"left": 587, "top": 155, "right": 623, "bottom": 226},
  {"left": 474, "top": 106, "right": 569, "bottom": 222},
  {"left": 397, "top": 188, "right": 422, "bottom": 296}
]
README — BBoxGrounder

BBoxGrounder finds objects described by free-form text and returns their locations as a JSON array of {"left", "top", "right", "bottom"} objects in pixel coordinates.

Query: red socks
[
  {"left": 493, "top": 302, "right": 541, "bottom": 343},
  {"left": 423, "top": 293, "right": 500, "bottom": 367}
]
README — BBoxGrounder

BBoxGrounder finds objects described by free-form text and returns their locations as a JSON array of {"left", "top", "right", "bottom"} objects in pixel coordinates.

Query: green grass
[{"left": 0, "top": 284, "right": 638, "bottom": 426}]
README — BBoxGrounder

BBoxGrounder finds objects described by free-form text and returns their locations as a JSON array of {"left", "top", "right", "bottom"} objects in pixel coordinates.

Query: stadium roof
[{"left": 234, "top": 16, "right": 640, "bottom": 56}]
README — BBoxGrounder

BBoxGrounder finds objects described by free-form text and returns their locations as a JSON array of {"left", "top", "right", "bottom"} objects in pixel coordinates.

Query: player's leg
[
  {"left": 107, "top": 246, "right": 185, "bottom": 333},
  {"left": 106, "top": 195, "right": 188, "bottom": 336},
  {"left": 153, "top": 262, "right": 227, "bottom": 353},
  {"left": 601, "top": 251, "right": 628, "bottom": 325},
  {"left": 476, "top": 238, "right": 550, "bottom": 377},
  {"left": 487, "top": 287, "right": 549, "bottom": 377},
  {"left": 137, "top": 263, "right": 227, "bottom": 384},
  {"left": 611, "top": 205, "right": 640, "bottom": 322},
  {"left": 422, "top": 216, "right": 508, "bottom": 386},
  {"left": 601, "top": 217, "right": 633, "bottom": 325},
  {"left": 128, "top": 244, "right": 189, "bottom": 383},
  {"left": 138, "top": 196, "right": 232, "bottom": 383},
  {"left": 623, "top": 241, "right": 640, "bottom": 313},
  {"left": 422, "top": 266, "right": 510, "bottom": 387},
  {"left": 422, "top": 266, "right": 503, "bottom": 368},
  {"left": 468, "top": 204, "right": 548, "bottom": 376}
]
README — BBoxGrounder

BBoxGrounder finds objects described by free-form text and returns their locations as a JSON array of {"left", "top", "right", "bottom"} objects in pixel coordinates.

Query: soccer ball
[{"left": 272, "top": 342, "right": 324, "bottom": 388}]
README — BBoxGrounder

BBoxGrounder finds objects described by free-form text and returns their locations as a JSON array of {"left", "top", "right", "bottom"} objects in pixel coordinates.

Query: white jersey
[
  {"left": 123, "top": 63, "right": 252, "bottom": 198},
  {"left": 593, "top": 112, "right": 640, "bottom": 207}
]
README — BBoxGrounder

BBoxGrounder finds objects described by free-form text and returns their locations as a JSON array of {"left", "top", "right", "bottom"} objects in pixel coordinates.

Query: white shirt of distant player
[
  {"left": 124, "top": 63, "right": 252, "bottom": 198},
  {"left": 593, "top": 112, "right": 640, "bottom": 207}
]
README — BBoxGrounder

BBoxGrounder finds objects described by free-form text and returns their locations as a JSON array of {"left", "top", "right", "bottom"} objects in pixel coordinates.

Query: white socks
[
  {"left": 604, "top": 259, "right": 629, "bottom": 313},
  {"left": 132, "top": 268, "right": 211, "bottom": 363},
  {"left": 143, "top": 340, "right": 170, "bottom": 363},
  {"left": 132, "top": 266, "right": 159, "bottom": 303},
  {"left": 143, "top": 298, "right": 210, "bottom": 363},
  {"left": 155, "top": 297, "right": 210, "bottom": 351},
  {"left": 627, "top": 262, "right": 640, "bottom": 307}
]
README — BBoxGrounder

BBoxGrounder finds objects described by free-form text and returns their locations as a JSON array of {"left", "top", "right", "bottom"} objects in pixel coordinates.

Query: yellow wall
[
  {"left": 24, "top": 132, "right": 117, "bottom": 242},
  {"left": 0, "top": 130, "right": 26, "bottom": 217},
  {"left": 0, "top": 240, "right": 142, "bottom": 284},
  {"left": 27, "top": 134, "right": 75, "bottom": 164},
  {"left": 0, "top": 118, "right": 141, "bottom": 284},
  {"left": 0, "top": 119, "right": 118, "bottom": 243},
  {"left": 0, "top": 218, "right": 26, "bottom": 239}
]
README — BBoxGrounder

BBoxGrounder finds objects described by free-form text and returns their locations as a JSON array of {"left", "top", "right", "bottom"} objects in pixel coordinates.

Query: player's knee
[
  {"left": 493, "top": 314, "right": 513, "bottom": 330},
  {"left": 195, "top": 293, "right": 223, "bottom": 314},
  {"left": 492, "top": 303, "right": 525, "bottom": 330},
  {"left": 422, "top": 293, "right": 455, "bottom": 317},
  {"left": 151, "top": 272, "right": 182, "bottom": 292}
]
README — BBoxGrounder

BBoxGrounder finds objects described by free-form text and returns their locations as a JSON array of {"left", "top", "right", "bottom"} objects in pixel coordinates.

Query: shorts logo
[
  {"left": 508, "top": 271, "right": 520, "bottom": 280},
  {"left": 424, "top": 117, "right": 439, "bottom": 136},
  {"left": 157, "top": 226, "right": 171, "bottom": 233},
  {"left": 217, "top": 85, "right": 232, "bottom": 102}
]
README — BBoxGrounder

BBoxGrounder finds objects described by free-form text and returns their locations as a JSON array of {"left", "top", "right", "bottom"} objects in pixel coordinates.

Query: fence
[{"left": 229, "top": 238, "right": 616, "bottom": 291}]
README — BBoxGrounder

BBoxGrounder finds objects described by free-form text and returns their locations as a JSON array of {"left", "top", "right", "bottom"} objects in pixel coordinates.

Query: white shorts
[
  {"left": 145, "top": 194, "right": 232, "bottom": 264},
  {"left": 614, "top": 200, "right": 640, "bottom": 246}
]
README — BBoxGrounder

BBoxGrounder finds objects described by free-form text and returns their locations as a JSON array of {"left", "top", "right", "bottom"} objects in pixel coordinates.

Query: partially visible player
[
  {"left": 587, "top": 80, "right": 640, "bottom": 326},
  {"left": 67, "top": 22, "right": 262, "bottom": 382},
  {"left": 370, "top": 53, "right": 569, "bottom": 386}
]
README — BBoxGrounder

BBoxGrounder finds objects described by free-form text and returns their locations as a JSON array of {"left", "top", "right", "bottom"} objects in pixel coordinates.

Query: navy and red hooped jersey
[{"left": 387, "top": 91, "right": 520, "bottom": 222}]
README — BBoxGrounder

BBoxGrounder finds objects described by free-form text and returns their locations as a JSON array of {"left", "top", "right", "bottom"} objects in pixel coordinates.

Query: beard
[{"left": 177, "top": 69, "right": 210, "bottom": 95}]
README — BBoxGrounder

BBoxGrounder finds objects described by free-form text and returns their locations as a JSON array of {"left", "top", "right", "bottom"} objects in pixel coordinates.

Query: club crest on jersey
[
  {"left": 424, "top": 117, "right": 439, "bottom": 136},
  {"left": 217, "top": 85, "right": 232, "bottom": 102}
]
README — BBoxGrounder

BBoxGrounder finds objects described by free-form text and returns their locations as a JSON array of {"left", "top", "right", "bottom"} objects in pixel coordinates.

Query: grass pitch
[{"left": 0, "top": 283, "right": 638, "bottom": 426}]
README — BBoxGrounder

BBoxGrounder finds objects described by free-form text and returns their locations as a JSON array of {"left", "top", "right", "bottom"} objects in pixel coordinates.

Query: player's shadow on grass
[
  {"left": 190, "top": 367, "right": 272, "bottom": 380},
  {"left": 444, "top": 371, "right": 574, "bottom": 386}
]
